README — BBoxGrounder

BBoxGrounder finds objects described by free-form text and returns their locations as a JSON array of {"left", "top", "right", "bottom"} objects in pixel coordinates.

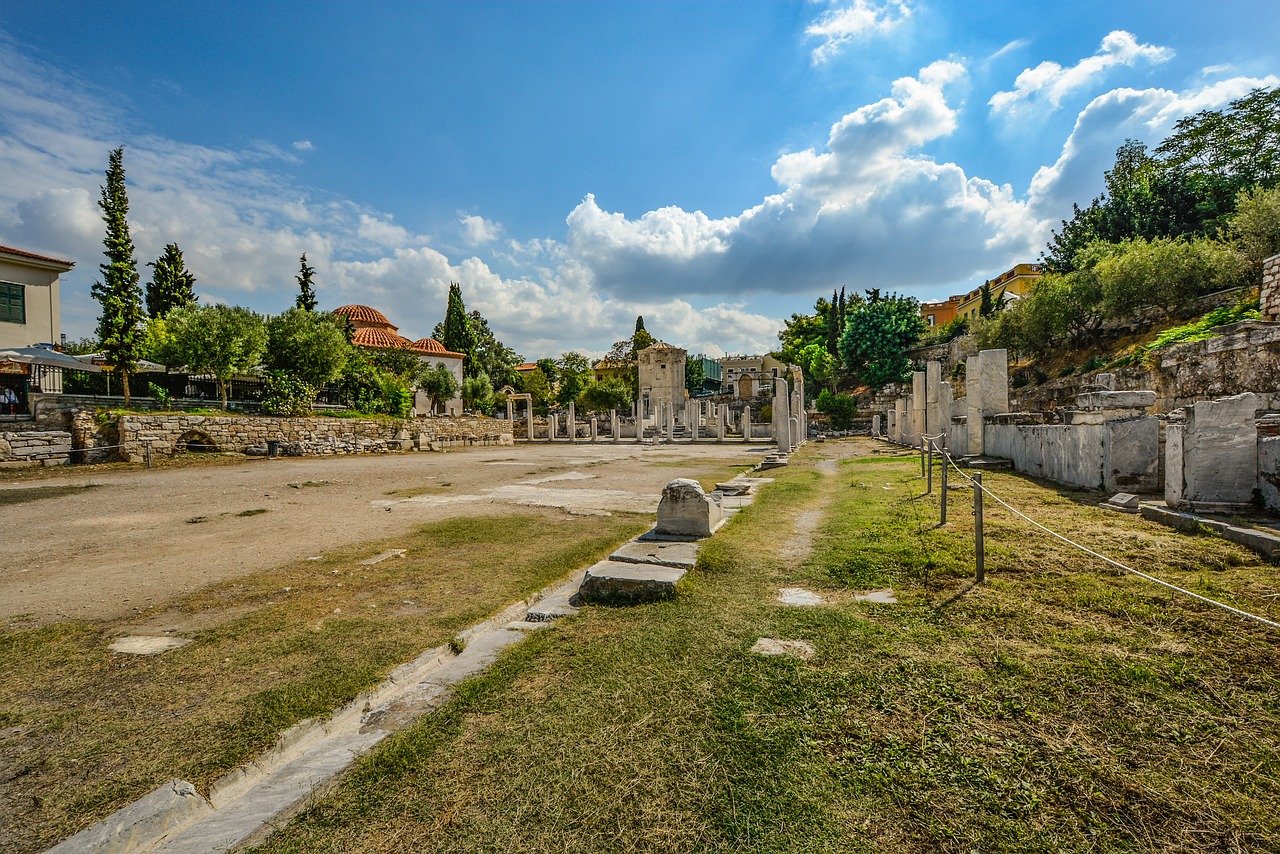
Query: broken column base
[{"left": 577, "top": 560, "right": 687, "bottom": 605}]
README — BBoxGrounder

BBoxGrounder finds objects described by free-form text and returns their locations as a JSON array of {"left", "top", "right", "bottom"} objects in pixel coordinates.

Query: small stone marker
[
  {"left": 578, "top": 560, "right": 687, "bottom": 604},
  {"left": 360, "top": 549, "right": 406, "bottom": 566},
  {"left": 650, "top": 478, "right": 724, "bottom": 539},
  {"left": 777, "top": 588, "right": 824, "bottom": 606},
  {"left": 109, "top": 636, "right": 192, "bottom": 655},
  {"left": 750, "top": 638, "right": 816, "bottom": 660},
  {"left": 854, "top": 589, "right": 898, "bottom": 604},
  {"left": 1105, "top": 492, "right": 1141, "bottom": 512}
]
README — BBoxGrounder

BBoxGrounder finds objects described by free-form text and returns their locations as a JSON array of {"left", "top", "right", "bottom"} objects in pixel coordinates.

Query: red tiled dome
[
  {"left": 412, "top": 338, "right": 465, "bottom": 358},
  {"left": 352, "top": 327, "right": 413, "bottom": 350},
  {"left": 332, "top": 304, "right": 394, "bottom": 328}
]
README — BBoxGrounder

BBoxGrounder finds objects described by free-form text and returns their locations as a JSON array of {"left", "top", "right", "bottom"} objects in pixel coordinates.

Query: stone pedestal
[
  {"left": 568, "top": 403, "right": 577, "bottom": 443},
  {"left": 652, "top": 478, "right": 724, "bottom": 539},
  {"left": 611, "top": 409, "right": 620, "bottom": 441},
  {"left": 774, "top": 378, "right": 792, "bottom": 454},
  {"left": 589, "top": 417, "right": 598, "bottom": 442},
  {"left": 742, "top": 407, "right": 752, "bottom": 441}
]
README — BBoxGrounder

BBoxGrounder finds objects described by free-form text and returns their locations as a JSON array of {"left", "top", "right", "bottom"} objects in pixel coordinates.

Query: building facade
[
  {"left": 0, "top": 245, "right": 73, "bottom": 350},
  {"left": 718, "top": 354, "right": 786, "bottom": 399},
  {"left": 637, "top": 341, "right": 686, "bottom": 417},
  {"left": 920, "top": 262, "right": 1045, "bottom": 327}
]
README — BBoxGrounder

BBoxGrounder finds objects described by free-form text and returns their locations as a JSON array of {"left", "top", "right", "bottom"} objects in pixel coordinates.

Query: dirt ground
[{"left": 2, "top": 442, "right": 770, "bottom": 629}]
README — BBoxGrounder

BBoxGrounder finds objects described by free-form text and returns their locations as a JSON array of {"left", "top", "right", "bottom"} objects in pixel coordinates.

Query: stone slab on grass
[
  {"left": 778, "top": 588, "right": 824, "bottom": 606},
  {"left": 578, "top": 560, "right": 686, "bottom": 605},
  {"left": 1141, "top": 503, "right": 1280, "bottom": 560},
  {"left": 46, "top": 779, "right": 212, "bottom": 854},
  {"left": 109, "top": 636, "right": 192, "bottom": 655},
  {"left": 524, "top": 585, "right": 581, "bottom": 622},
  {"left": 750, "top": 638, "right": 816, "bottom": 660},
  {"left": 854, "top": 589, "right": 898, "bottom": 604},
  {"left": 609, "top": 540, "right": 699, "bottom": 569}
]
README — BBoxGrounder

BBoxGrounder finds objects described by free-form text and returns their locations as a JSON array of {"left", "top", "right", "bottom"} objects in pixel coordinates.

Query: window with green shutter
[{"left": 0, "top": 282, "right": 26, "bottom": 325}]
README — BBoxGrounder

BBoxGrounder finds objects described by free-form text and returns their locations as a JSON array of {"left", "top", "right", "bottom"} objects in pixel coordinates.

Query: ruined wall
[
  {"left": 0, "top": 430, "right": 72, "bottom": 467},
  {"left": 110, "top": 413, "right": 512, "bottom": 461},
  {"left": 1263, "top": 253, "right": 1280, "bottom": 322}
]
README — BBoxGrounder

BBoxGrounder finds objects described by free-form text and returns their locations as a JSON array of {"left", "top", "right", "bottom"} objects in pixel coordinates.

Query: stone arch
[{"left": 176, "top": 429, "right": 219, "bottom": 453}]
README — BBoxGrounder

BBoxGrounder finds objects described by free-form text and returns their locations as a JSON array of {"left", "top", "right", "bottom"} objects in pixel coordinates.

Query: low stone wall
[
  {"left": 983, "top": 409, "right": 1158, "bottom": 493},
  {"left": 0, "top": 430, "right": 72, "bottom": 467},
  {"left": 113, "top": 414, "right": 512, "bottom": 461}
]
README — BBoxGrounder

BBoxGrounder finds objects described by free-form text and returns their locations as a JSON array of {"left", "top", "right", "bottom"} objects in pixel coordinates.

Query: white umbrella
[{"left": 0, "top": 347, "right": 102, "bottom": 372}]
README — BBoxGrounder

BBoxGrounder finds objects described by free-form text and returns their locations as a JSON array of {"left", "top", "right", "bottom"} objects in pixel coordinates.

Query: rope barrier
[{"left": 932, "top": 446, "right": 1280, "bottom": 631}]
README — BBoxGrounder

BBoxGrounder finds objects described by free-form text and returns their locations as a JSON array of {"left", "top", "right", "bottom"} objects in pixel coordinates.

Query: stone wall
[
  {"left": 110, "top": 414, "right": 512, "bottom": 461},
  {"left": 1263, "top": 254, "right": 1280, "bottom": 322},
  {"left": 0, "top": 430, "right": 72, "bottom": 467}
]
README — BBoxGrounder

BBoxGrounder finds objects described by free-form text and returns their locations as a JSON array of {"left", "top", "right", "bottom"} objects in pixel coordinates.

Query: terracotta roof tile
[
  {"left": 332, "top": 304, "right": 394, "bottom": 328},
  {"left": 0, "top": 245, "right": 75, "bottom": 268},
  {"left": 411, "top": 338, "right": 464, "bottom": 358},
  {"left": 352, "top": 327, "right": 413, "bottom": 350}
]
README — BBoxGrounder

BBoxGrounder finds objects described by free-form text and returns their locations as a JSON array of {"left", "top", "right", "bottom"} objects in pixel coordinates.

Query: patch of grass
[
  {"left": 0, "top": 512, "right": 648, "bottom": 852},
  {"left": 259, "top": 440, "right": 1279, "bottom": 854},
  {"left": 1141, "top": 299, "right": 1262, "bottom": 365},
  {"left": 0, "top": 484, "right": 99, "bottom": 506},
  {"left": 382, "top": 484, "right": 449, "bottom": 498}
]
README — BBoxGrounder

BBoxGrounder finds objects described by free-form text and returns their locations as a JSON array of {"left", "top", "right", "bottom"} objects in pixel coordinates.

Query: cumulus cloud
[
  {"left": 459, "top": 213, "right": 502, "bottom": 245},
  {"left": 990, "top": 30, "right": 1172, "bottom": 117},
  {"left": 565, "top": 61, "right": 1045, "bottom": 302},
  {"left": 806, "top": 0, "right": 912, "bottom": 64},
  {"left": 292, "top": 140, "right": 314, "bottom": 151},
  {"left": 1028, "top": 74, "right": 1280, "bottom": 219}
]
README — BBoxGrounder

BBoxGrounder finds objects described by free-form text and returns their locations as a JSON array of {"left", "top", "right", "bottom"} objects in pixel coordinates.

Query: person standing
[{"left": 1, "top": 386, "right": 17, "bottom": 415}]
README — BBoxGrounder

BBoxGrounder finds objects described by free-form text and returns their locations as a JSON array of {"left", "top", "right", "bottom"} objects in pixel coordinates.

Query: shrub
[
  {"left": 147, "top": 382, "right": 171, "bottom": 409},
  {"left": 261, "top": 371, "right": 317, "bottom": 417}
]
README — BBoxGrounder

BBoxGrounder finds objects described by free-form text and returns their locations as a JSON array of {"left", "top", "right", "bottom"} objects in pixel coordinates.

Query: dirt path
[{"left": 2, "top": 443, "right": 766, "bottom": 627}]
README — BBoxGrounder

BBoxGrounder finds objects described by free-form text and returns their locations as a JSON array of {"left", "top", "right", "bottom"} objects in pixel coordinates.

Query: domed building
[{"left": 331, "top": 304, "right": 464, "bottom": 416}]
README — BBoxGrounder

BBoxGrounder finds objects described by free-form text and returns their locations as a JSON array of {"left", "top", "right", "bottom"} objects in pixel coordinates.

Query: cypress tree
[
  {"left": 296, "top": 253, "right": 318, "bottom": 311},
  {"left": 91, "top": 147, "right": 145, "bottom": 405},
  {"left": 440, "top": 282, "right": 478, "bottom": 375},
  {"left": 146, "top": 243, "right": 197, "bottom": 318},
  {"left": 635, "top": 315, "right": 646, "bottom": 334},
  {"left": 979, "top": 281, "right": 995, "bottom": 317},
  {"left": 826, "top": 288, "right": 840, "bottom": 356}
]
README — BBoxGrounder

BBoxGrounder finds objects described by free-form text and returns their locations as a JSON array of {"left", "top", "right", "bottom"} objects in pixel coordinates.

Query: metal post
[
  {"left": 926, "top": 438, "right": 933, "bottom": 494},
  {"left": 920, "top": 440, "right": 927, "bottom": 477},
  {"left": 940, "top": 447, "right": 948, "bottom": 525},
  {"left": 144, "top": 440, "right": 152, "bottom": 469},
  {"left": 974, "top": 472, "right": 985, "bottom": 583}
]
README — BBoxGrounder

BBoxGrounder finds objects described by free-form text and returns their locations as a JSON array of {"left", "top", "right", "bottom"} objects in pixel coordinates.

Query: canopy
[
  {"left": 0, "top": 347, "right": 102, "bottom": 373},
  {"left": 73, "top": 353, "right": 167, "bottom": 373}
]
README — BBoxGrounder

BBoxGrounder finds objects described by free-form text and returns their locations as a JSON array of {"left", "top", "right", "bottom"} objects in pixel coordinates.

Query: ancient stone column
[
  {"left": 666, "top": 404, "right": 676, "bottom": 444},
  {"left": 568, "top": 402, "right": 577, "bottom": 443},
  {"left": 590, "top": 417, "right": 598, "bottom": 443},
  {"left": 925, "top": 361, "right": 942, "bottom": 440},
  {"left": 872, "top": 414, "right": 881, "bottom": 437},
  {"left": 938, "top": 381, "right": 953, "bottom": 450},
  {"left": 687, "top": 400, "right": 698, "bottom": 441},
  {"left": 742, "top": 406, "right": 752, "bottom": 442},
  {"left": 894, "top": 398, "right": 907, "bottom": 444},
  {"left": 549, "top": 412, "right": 557, "bottom": 442},
  {"left": 717, "top": 404, "right": 727, "bottom": 441},
  {"left": 506, "top": 398, "right": 514, "bottom": 423},
  {"left": 611, "top": 409, "right": 620, "bottom": 441},
  {"left": 634, "top": 401, "right": 643, "bottom": 444},
  {"left": 526, "top": 401, "right": 534, "bottom": 442},
  {"left": 911, "top": 371, "right": 926, "bottom": 447},
  {"left": 789, "top": 416, "right": 799, "bottom": 449},
  {"left": 774, "top": 378, "right": 792, "bottom": 454}
]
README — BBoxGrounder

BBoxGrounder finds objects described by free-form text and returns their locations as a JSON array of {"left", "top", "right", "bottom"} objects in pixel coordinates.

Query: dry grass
[
  {"left": 0, "top": 511, "right": 648, "bottom": 853},
  {"left": 257, "top": 441, "right": 1280, "bottom": 853}
]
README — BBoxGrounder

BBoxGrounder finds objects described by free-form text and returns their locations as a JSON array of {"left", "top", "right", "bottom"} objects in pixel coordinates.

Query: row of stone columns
[{"left": 882, "top": 348, "right": 1009, "bottom": 455}]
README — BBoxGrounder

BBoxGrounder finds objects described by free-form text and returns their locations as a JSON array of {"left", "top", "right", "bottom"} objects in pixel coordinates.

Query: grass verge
[
  {"left": 257, "top": 440, "right": 1280, "bottom": 853},
  {"left": 0, "top": 511, "right": 648, "bottom": 853}
]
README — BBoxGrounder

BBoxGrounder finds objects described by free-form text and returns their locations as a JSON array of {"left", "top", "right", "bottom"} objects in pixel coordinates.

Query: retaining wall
[{"left": 0, "top": 430, "right": 72, "bottom": 467}]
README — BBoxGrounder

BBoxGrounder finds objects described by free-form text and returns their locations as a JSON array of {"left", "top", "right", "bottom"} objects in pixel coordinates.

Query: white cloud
[
  {"left": 990, "top": 30, "right": 1172, "bottom": 117},
  {"left": 565, "top": 61, "right": 1045, "bottom": 302},
  {"left": 459, "top": 213, "right": 502, "bottom": 245},
  {"left": 1028, "top": 74, "right": 1280, "bottom": 219},
  {"left": 806, "top": 0, "right": 912, "bottom": 65},
  {"left": 292, "top": 140, "right": 314, "bottom": 152}
]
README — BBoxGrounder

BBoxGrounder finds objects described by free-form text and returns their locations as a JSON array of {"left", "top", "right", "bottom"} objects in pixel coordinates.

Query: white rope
[{"left": 937, "top": 449, "right": 1280, "bottom": 631}]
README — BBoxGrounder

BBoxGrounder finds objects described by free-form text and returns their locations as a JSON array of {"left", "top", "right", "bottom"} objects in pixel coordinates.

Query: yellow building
[
  {"left": 592, "top": 356, "right": 631, "bottom": 384},
  {"left": 951, "top": 263, "right": 1044, "bottom": 321}
]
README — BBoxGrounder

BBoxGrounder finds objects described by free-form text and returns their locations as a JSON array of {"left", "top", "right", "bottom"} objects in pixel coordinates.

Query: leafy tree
[
  {"left": 159, "top": 304, "right": 267, "bottom": 408},
  {"left": 1228, "top": 184, "right": 1280, "bottom": 269},
  {"left": 535, "top": 357, "right": 559, "bottom": 387},
  {"left": 371, "top": 344, "right": 424, "bottom": 382},
  {"left": 146, "top": 243, "right": 197, "bottom": 318},
  {"left": 837, "top": 293, "right": 924, "bottom": 389},
  {"left": 518, "top": 365, "right": 554, "bottom": 408},
  {"left": 265, "top": 308, "right": 350, "bottom": 389},
  {"left": 91, "top": 147, "right": 146, "bottom": 405},
  {"left": 684, "top": 356, "right": 705, "bottom": 396},
  {"left": 555, "top": 351, "right": 592, "bottom": 406},
  {"left": 439, "top": 282, "right": 479, "bottom": 374},
  {"left": 419, "top": 362, "right": 460, "bottom": 414},
  {"left": 462, "top": 371, "right": 494, "bottom": 413},
  {"left": 261, "top": 371, "right": 317, "bottom": 417},
  {"left": 295, "top": 254, "right": 318, "bottom": 311},
  {"left": 578, "top": 378, "right": 633, "bottom": 413},
  {"left": 1156, "top": 87, "right": 1280, "bottom": 190},
  {"left": 797, "top": 343, "right": 837, "bottom": 396},
  {"left": 466, "top": 310, "right": 522, "bottom": 388},
  {"left": 1089, "top": 236, "right": 1248, "bottom": 319},
  {"left": 815, "top": 389, "right": 858, "bottom": 430}
]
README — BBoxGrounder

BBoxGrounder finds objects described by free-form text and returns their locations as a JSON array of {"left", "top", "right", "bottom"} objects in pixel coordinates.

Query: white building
[{"left": 0, "top": 245, "right": 74, "bottom": 350}]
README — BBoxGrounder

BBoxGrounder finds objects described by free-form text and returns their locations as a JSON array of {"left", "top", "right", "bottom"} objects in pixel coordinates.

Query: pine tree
[
  {"left": 91, "top": 147, "right": 145, "bottom": 406},
  {"left": 146, "top": 243, "right": 197, "bottom": 318},
  {"left": 825, "top": 288, "right": 840, "bottom": 356},
  {"left": 295, "top": 253, "right": 318, "bottom": 311},
  {"left": 440, "top": 282, "right": 478, "bottom": 375},
  {"left": 979, "top": 281, "right": 995, "bottom": 317},
  {"left": 635, "top": 315, "right": 646, "bottom": 334}
]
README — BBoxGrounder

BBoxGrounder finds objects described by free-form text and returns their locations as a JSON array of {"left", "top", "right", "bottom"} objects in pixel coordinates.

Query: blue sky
[{"left": 1, "top": 1, "right": 1276, "bottom": 359}]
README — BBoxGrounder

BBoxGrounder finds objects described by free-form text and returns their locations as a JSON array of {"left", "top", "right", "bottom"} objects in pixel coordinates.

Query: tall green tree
[
  {"left": 159, "top": 304, "right": 267, "bottom": 408},
  {"left": 838, "top": 293, "right": 924, "bottom": 389},
  {"left": 91, "top": 147, "right": 146, "bottom": 405},
  {"left": 419, "top": 362, "right": 460, "bottom": 414},
  {"left": 555, "top": 351, "right": 592, "bottom": 406},
  {"left": 440, "top": 282, "right": 479, "bottom": 374},
  {"left": 684, "top": 356, "right": 705, "bottom": 396},
  {"left": 146, "top": 243, "right": 197, "bottom": 319},
  {"left": 295, "top": 254, "right": 318, "bottom": 311},
  {"left": 265, "top": 307, "right": 350, "bottom": 389}
]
